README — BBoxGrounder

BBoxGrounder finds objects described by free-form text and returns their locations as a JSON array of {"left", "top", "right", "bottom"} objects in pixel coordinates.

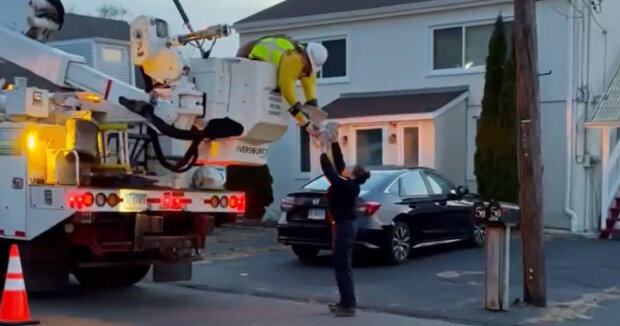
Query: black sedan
[{"left": 276, "top": 167, "right": 519, "bottom": 264}]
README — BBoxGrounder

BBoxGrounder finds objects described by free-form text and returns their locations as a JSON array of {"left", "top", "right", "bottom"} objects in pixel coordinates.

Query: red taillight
[
  {"left": 230, "top": 196, "right": 238, "bottom": 208},
  {"left": 69, "top": 193, "right": 94, "bottom": 209},
  {"left": 160, "top": 193, "right": 188, "bottom": 209},
  {"left": 83, "top": 192, "right": 94, "bottom": 207},
  {"left": 357, "top": 202, "right": 381, "bottom": 216},
  {"left": 237, "top": 195, "right": 245, "bottom": 212}
]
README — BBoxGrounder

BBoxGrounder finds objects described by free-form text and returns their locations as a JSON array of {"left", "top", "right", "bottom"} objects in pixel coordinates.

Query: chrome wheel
[
  {"left": 390, "top": 223, "right": 411, "bottom": 264},
  {"left": 473, "top": 223, "right": 486, "bottom": 247}
]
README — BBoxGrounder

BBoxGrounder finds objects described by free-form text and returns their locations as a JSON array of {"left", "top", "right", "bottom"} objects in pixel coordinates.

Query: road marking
[{"left": 524, "top": 286, "right": 620, "bottom": 324}]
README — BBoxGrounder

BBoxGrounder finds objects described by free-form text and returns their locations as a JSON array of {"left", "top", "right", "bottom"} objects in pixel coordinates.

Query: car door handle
[{"left": 435, "top": 201, "right": 446, "bottom": 206}]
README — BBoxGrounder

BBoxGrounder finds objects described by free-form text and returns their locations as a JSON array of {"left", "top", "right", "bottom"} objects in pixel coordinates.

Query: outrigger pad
[{"left": 204, "top": 117, "right": 244, "bottom": 140}]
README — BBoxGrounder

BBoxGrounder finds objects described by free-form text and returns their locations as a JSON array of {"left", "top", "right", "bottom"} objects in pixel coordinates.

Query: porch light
[
  {"left": 342, "top": 135, "right": 348, "bottom": 145},
  {"left": 389, "top": 134, "right": 397, "bottom": 144}
]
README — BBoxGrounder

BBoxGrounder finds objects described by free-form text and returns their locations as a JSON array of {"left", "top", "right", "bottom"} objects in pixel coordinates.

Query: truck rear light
[
  {"left": 357, "top": 202, "right": 381, "bottom": 216},
  {"left": 208, "top": 196, "right": 220, "bottom": 208},
  {"left": 237, "top": 195, "right": 245, "bottom": 212},
  {"left": 69, "top": 192, "right": 95, "bottom": 209},
  {"left": 162, "top": 196, "right": 171, "bottom": 208},
  {"left": 107, "top": 193, "right": 121, "bottom": 207},
  {"left": 220, "top": 196, "right": 229, "bottom": 208},
  {"left": 83, "top": 192, "right": 94, "bottom": 207},
  {"left": 95, "top": 193, "right": 106, "bottom": 207},
  {"left": 230, "top": 196, "right": 238, "bottom": 208},
  {"left": 160, "top": 193, "right": 190, "bottom": 209}
]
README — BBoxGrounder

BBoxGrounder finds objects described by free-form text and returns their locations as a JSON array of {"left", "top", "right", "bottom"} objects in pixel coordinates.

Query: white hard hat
[{"left": 306, "top": 42, "right": 328, "bottom": 72}]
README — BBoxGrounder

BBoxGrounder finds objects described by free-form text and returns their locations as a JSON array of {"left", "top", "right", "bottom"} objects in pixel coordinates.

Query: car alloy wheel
[{"left": 390, "top": 222, "right": 411, "bottom": 264}]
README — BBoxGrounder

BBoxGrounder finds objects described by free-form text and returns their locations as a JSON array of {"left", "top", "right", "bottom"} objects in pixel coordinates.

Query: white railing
[{"left": 601, "top": 136, "right": 620, "bottom": 228}]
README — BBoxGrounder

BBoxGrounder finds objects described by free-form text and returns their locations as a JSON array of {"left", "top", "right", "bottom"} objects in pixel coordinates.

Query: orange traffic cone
[{"left": 0, "top": 244, "right": 39, "bottom": 325}]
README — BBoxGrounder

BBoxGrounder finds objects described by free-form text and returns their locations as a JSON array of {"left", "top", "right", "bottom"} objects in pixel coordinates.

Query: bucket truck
[{"left": 0, "top": 0, "right": 304, "bottom": 291}]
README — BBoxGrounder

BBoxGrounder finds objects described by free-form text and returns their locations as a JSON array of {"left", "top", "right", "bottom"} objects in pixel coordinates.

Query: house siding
[
  {"left": 239, "top": 0, "right": 620, "bottom": 232},
  {"left": 435, "top": 99, "right": 467, "bottom": 186}
]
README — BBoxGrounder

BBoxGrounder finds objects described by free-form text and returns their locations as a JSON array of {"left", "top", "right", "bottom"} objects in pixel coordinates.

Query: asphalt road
[
  {"left": 184, "top": 226, "right": 620, "bottom": 326},
  {"left": 19, "top": 226, "right": 620, "bottom": 326},
  {"left": 29, "top": 283, "right": 465, "bottom": 326}
]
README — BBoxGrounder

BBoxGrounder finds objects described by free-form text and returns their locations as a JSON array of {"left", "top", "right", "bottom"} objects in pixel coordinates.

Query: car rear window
[{"left": 302, "top": 171, "right": 395, "bottom": 191}]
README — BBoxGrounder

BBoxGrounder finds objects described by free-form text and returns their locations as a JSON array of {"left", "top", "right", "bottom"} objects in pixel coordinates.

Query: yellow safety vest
[{"left": 248, "top": 37, "right": 303, "bottom": 67}]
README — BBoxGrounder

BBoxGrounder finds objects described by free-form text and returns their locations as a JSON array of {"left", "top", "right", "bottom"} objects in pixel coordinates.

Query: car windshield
[{"left": 302, "top": 171, "right": 396, "bottom": 191}]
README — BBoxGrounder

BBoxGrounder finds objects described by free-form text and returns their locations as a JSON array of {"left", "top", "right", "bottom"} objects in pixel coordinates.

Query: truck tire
[{"left": 72, "top": 264, "right": 151, "bottom": 288}]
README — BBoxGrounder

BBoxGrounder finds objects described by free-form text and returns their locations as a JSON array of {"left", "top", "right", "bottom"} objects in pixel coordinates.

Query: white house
[{"left": 235, "top": 0, "right": 620, "bottom": 235}]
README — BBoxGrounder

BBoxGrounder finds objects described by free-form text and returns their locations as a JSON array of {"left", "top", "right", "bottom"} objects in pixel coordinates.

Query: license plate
[
  {"left": 121, "top": 193, "right": 147, "bottom": 211},
  {"left": 308, "top": 209, "right": 326, "bottom": 220}
]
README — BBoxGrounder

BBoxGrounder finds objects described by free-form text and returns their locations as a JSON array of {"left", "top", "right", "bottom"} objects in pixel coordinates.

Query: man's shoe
[
  {"left": 328, "top": 303, "right": 341, "bottom": 312},
  {"left": 331, "top": 306, "right": 356, "bottom": 317}
]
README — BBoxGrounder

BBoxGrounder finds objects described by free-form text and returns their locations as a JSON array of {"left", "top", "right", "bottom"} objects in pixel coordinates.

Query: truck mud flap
[{"left": 153, "top": 261, "right": 192, "bottom": 283}]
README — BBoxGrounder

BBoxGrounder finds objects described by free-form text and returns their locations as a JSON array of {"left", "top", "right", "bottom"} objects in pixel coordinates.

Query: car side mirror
[
  {"left": 457, "top": 185, "right": 469, "bottom": 196},
  {"left": 450, "top": 186, "right": 469, "bottom": 198}
]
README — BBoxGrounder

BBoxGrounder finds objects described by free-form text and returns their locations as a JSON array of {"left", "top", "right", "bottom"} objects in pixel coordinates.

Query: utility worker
[{"left": 237, "top": 36, "right": 328, "bottom": 137}]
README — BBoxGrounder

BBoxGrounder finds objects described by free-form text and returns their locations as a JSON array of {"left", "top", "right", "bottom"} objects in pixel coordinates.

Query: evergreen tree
[
  {"left": 496, "top": 36, "right": 519, "bottom": 202},
  {"left": 475, "top": 15, "right": 507, "bottom": 199}
]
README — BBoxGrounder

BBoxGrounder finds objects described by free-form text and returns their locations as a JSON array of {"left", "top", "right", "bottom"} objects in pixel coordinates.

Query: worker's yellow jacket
[{"left": 241, "top": 37, "right": 317, "bottom": 127}]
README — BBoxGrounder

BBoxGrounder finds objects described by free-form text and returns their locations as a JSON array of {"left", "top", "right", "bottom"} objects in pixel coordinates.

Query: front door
[{"left": 403, "top": 127, "right": 419, "bottom": 167}]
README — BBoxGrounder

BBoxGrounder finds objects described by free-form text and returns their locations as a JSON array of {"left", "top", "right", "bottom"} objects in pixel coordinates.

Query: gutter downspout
[{"left": 565, "top": 0, "right": 579, "bottom": 232}]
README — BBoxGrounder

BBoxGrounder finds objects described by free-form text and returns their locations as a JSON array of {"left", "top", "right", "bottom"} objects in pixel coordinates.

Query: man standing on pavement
[{"left": 319, "top": 130, "right": 370, "bottom": 317}]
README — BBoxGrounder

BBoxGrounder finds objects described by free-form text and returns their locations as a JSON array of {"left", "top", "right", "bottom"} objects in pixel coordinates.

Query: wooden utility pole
[{"left": 514, "top": 0, "right": 547, "bottom": 307}]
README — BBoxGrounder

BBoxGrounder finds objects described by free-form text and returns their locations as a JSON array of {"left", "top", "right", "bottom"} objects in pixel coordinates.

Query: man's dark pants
[{"left": 333, "top": 220, "right": 357, "bottom": 309}]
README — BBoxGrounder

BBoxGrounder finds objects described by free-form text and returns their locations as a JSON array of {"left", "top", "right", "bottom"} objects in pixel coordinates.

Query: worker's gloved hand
[
  {"left": 304, "top": 99, "right": 318, "bottom": 107},
  {"left": 302, "top": 104, "right": 328, "bottom": 126}
]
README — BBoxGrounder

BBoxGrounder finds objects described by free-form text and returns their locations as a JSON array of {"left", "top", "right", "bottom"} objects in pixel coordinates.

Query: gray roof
[
  {"left": 324, "top": 86, "right": 468, "bottom": 119},
  {"left": 236, "top": 0, "right": 436, "bottom": 24},
  {"left": 588, "top": 63, "right": 620, "bottom": 126},
  {"left": 50, "top": 13, "right": 130, "bottom": 41}
]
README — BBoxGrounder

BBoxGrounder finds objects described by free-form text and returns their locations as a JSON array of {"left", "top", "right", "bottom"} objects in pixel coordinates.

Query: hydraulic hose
[
  {"left": 147, "top": 126, "right": 198, "bottom": 173},
  {"left": 118, "top": 97, "right": 244, "bottom": 173}
]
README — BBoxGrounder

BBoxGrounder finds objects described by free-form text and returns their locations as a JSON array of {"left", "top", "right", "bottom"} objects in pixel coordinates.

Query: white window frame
[
  {"left": 397, "top": 122, "right": 422, "bottom": 167},
  {"left": 296, "top": 33, "right": 350, "bottom": 85},
  {"left": 352, "top": 125, "right": 387, "bottom": 166},
  {"left": 428, "top": 17, "right": 514, "bottom": 77}
]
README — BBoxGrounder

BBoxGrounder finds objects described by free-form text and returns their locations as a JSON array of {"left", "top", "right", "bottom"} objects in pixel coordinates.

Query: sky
[{"left": 62, "top": 0, "right": 283, "bottom": 57}]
